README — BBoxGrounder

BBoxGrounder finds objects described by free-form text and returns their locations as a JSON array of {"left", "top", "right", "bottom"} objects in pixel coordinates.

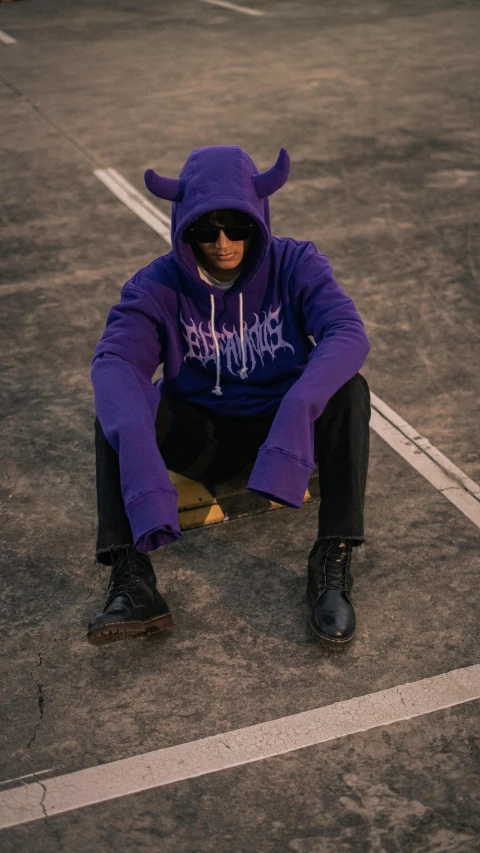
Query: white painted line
[
  {"left": 0, "top": 30, "right": 17, "bottom": 45},
  {"left": 198, "top": 0, "right": 266, "bottom": 16},
  {"left": 0, "top": 665, "right": 479, "bottom": 829},
  {"left": 0, "top": 770, "right": 56, "bottom": 789},
  {"left": 370, "top": 405, "right": 480, "bottom": 529},
  {"left": 371, "top": 392, "right": 480, "bottom": 500},
  {"left": 94, "top": 168, "right": 172, "bottom": 245},
  {"left": 94, "top": 168, "right": 480, "bottom": 529}
]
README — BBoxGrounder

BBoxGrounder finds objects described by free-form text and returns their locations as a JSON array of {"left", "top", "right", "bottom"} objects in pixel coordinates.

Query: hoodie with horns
[{"left": 92, "top": 146, "right": 370, "bottom": 552}]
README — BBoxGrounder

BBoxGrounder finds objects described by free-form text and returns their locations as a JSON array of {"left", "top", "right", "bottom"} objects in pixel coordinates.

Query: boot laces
[
  {"left": 105, "top": 552, "right": 143, "bottom": 607},
  {"left": 323, "top": 540, "right": 350, "bottom": 591}
]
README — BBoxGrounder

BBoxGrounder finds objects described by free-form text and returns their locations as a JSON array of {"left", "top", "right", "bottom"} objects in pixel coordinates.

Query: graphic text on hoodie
[{"left": 180, "top": 305, "right": 295, "bottom": 378}]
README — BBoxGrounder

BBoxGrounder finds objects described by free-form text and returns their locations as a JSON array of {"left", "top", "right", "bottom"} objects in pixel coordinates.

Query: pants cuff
[
  {"left": 316, "top": 534, "right": 365, "bottom": 547},
  {"left": 94, "top": 543, "right": 136, "bottom": 566}
]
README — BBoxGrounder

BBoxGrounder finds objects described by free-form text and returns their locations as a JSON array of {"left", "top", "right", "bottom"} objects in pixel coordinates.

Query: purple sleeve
[
  {"left": 247, "top": 246, "right": 370, "bottom": 508},
  {"left": 91, "top": 282, "right": 181, "bottom": 550}
]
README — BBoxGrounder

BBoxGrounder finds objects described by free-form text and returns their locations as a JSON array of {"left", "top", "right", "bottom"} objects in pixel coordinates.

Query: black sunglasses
[{"left": 184, "top": 223, "right": 255, "bottom": 244}]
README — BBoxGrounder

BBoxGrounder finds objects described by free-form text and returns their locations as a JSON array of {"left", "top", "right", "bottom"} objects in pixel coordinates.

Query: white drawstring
[
  {"left": 210, "top": 293, "right": 248, "bottom": 396},
  {"left": 238, "top": 292, "right": 248, "bottom": 379},
  {"left": 210, "top": 294, "right": 223, "bottom": 396}
]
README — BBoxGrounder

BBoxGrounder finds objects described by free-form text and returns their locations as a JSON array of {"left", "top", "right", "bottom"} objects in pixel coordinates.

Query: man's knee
[
  {"left": 335, "top": 372, "right": 370, "bottom": 402},
  {"left": 319, "top": 374, "right": 371, "bottom": 424}
]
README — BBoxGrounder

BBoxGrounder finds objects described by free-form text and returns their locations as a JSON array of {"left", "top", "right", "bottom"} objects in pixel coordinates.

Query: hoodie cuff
[
  {"left": 125, "top": 489, "right": 182, "bottom": 552},
  {"left": 247, "top": 447, "right": 314, "bottom": 509}
]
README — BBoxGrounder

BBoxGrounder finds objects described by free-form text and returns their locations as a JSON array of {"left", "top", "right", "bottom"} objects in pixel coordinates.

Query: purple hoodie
[{"left": 91, "top": 145, "right": 370, "bottom": 552}]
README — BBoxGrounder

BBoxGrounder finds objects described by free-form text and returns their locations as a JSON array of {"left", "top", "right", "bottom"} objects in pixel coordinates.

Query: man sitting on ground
[{"left": 88, "top": 144, "right": 371, "bottom": 649}]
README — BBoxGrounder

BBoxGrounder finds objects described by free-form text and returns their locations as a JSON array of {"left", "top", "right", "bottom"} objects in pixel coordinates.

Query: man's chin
[
  {"left": 212, "top": 260, "right": 242, "bottom": 274},
  {"left": 214, "top": 257, "right": 240, "bottom": 267}
]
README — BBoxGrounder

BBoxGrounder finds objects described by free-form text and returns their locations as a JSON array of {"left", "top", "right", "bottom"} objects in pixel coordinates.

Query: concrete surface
[
  {"left": 0, "top": 0, "right": 479, "bottom": 850},
  {"left": 2, "top": 704, "right": 480, "bottom": 852}
]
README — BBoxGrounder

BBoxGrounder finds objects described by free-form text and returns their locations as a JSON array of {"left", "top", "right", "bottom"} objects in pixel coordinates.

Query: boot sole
[
  {"left": 306, "top": 588, "right": 355, "bottom": 650},
  {"left": 87, "top": 612, "right": 174, "bottom": 646}
]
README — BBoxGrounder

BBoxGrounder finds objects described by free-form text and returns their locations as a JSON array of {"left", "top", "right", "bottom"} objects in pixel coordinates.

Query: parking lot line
[
  {"left": 0, "top": 30, "right": 17, "bottom": 45},
  {"left": 198, "top": 0, "right": 266, "bottom": 17},
  {"left": 94, "top": 168, "right": 480, "bottom": 530},
  {"left": 94, "top": 168, "right": 172, "bottom": 244},
  {"left": 0, "top": 770, "right": 56, "bottom": 789},
  {"left": 370, "top": 403, "right": 480, "bottom": 529},
  {"left": 0, "top": 664, "right": 478, "bottom": 829}
]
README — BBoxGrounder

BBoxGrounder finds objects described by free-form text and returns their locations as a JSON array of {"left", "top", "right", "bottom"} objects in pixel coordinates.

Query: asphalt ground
[{"left": 0, "top": 0, "right": 479, "bottom": 850}]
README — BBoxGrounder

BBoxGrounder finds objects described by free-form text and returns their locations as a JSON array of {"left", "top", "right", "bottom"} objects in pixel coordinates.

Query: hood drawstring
[
  {"left": 210, "top": 293, "right": 248, "bottom": 396},
  {"left": 238, "top": 293, "right": 248, "bottom": 379},
  {"left": 210, "top": 294, "right": 223, "bottom": 396}
]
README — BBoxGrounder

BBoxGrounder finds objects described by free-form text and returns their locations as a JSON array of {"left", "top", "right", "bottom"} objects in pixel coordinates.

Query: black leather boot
[
  {"left": 87, "top": 549, "right": 173, "bottom": 645},
  {"left": 307, "top": 538, "right": 355, "bottom": 648}
]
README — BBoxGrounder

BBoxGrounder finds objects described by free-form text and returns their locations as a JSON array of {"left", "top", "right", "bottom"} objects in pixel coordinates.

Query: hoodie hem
[
  {"left": 247, "top": 447, "right": 314, "bottom": 509},
  {"left": 125, "top": 490, "right": 181, "bottom": 552}
]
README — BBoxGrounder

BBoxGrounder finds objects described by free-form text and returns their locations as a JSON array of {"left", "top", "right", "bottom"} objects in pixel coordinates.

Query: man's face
[
  {"left": 199, "top": 221, "right": 252, "bottom": 273},
  {"left": 188, "top": 209, "right": 255, "bottom": 279}
]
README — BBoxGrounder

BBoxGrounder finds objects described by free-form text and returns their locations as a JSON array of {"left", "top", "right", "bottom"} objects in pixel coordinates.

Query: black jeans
[{"left": 95, "top": 372, "right": 371, "bottom": 564}]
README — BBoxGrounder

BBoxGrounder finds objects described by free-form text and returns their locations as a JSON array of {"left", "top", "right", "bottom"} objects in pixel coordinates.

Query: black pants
[{"left": 95, "top": 372, "right": 371, "bottom": 564}]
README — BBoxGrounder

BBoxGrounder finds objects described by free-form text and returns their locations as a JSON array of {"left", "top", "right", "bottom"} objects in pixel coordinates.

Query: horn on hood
[
  {"left": 252, "top": 148, "right": 290, "bottom": 200},
  {"left": 144, "top": 169, "right": 185, "bottom": 202}
]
